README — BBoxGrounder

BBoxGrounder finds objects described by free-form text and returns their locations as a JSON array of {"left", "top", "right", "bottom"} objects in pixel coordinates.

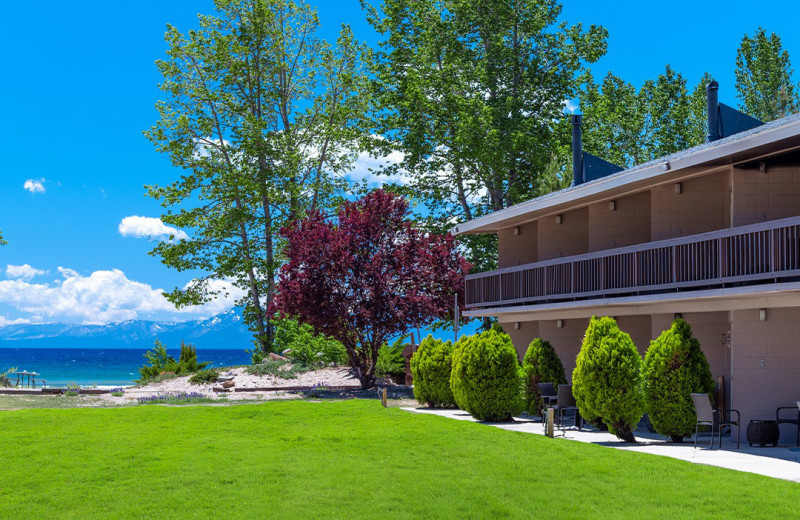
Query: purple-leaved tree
[{"left": 274, "top": 189, "right": 470, "bottom": 389}]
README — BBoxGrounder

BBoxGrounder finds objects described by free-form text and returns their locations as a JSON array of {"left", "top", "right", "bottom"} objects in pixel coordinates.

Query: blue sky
[{"left": 0, "top": 0, "right": 798, "bottom": 326}]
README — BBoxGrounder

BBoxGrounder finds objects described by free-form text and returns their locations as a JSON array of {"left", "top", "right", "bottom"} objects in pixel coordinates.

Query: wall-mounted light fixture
[
  {"left": 513, "top": 226, "right": 520, "bottom": 235},
  {"left": 556, "top": 319, "right": 564, "bottom": 328},
  {"left": 608, "top": 200, "right": 616, "bottom": 211},
  {"left": 555, "top": 214, "right": 563, "bottom": 224},
  {"left": 759, "top": 308, "right": 767, "bottom": 321},
  {"left": 514, "top": 322, "right": 520, "bottom": 330},
  {"left": 674, "top": 312, "right": 683, "bottom": 320},
  {"left": 674, "top": 182, "right": 682, "bottom": 194},
  {"left": 759, "top": 161, "right": 767, "bottom": 174}
]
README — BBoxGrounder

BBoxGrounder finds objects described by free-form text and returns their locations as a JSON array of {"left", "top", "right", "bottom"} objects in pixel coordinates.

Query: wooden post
[
  {"left": 381, "top": 388, "right": 388, "bottom": 408},
  {"left": 546, "top": 408, "right": 555, "bottom": 438}
]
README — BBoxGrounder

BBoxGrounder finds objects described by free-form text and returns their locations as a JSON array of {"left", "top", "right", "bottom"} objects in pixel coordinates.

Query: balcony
[{"left": 466, "top": 215, "right": 800, "bottom": 309}]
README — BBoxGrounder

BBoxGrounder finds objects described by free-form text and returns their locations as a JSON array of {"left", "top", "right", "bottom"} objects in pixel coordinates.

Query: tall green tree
[
  {"left": 735, "top": 27, "right": 799, "bottom": 121},
  {"left": 145, "top": 0, "right": 371, "bottom": 353},
  {"left": 0, "top": 229, "right": 5, "bottom": 246},
  {"left": 364, "top": 0, "right": 607, "bottom": 271},
  {"left": 579, "top": 66, "right": 708, "bottom": 168}
]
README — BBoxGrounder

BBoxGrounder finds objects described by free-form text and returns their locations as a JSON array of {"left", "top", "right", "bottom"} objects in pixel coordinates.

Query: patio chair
[
  {"left": 691, "top": 393, "right": 740, "bottom": 450},
  {"left": 554, "top": 384, "right": 580, "bottom": 429},
  {"left": 537, "top": 383, "right": 558, "bottom": 421},
  {"left": 775, "top": 402, "right": 800, "bottom": 447}
]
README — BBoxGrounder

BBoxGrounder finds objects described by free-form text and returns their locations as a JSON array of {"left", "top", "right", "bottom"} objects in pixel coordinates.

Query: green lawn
[{"left": 1, "top": 400, "right": 796, "bottom": 519}]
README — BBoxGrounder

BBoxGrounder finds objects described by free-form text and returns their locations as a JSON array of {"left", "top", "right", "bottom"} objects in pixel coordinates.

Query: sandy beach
[{"left": 109, "top": 366, "right": 362, "bottom": 403}]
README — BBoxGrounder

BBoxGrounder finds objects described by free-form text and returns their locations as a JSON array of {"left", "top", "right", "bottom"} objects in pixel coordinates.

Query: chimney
[
  {"left": 571, "top": 114, "right": 583, "bottom": 185},
  {"left": 706, "top": 80, "right": 720, "bottom": 142}
]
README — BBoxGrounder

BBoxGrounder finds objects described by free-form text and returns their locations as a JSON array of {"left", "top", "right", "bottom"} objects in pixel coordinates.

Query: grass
[{"left": 1, "top": 400, "right": 797, "bottom": 519}]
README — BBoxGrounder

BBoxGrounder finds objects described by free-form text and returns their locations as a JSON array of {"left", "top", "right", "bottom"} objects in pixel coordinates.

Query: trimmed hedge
[
  {"left": 522, "top": 338, "right": 567, "bottom": 415},
  {"left": 449, "top": 329, "right": 523, "bottom": 422},
  {"left": 410, "top": 336, "right": 457, "bottom": 407},
  {"left": 573, "top": 316, "right": 645, "bottom": 442},
  {"left": 643, "top": 319, "right": 715, "bottom": 442}
]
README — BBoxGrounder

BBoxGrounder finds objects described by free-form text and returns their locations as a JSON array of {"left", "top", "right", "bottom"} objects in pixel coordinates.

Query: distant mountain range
[{"left": 0, "top": 310, "right": 253, "bottom": 349}]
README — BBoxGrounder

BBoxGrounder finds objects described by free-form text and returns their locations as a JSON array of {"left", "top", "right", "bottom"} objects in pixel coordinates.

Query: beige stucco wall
[
  {"left": 497, "top": 221, "right": 538, "bottom": 268},
  {"left": 732, "top": 164, "right": 800, "bottom": 226},
  {"left": 615, "top": 315, "right": 652, "bottom": 357},
  {"left": 538, "top": 207, "right": 589, "bottom": 261},
  {"left": 588, "top": 191, "right": 651, "bottom": 253},
  {"left": 650, "top": 171, "right": 730, "bottom": 241},
  {"left": 731, "top": 307, "right": 800, "bottom": 442},
  {"left": 539, "top": 318, "right": 589, "bottom": 381},
  {"left": 505, "top": 320, "right": 539, "bottom": 361}
]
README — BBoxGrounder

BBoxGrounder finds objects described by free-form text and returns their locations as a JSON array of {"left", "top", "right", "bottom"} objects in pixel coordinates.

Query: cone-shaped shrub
[
  {"left": 643, "top": 319, "right": 715, "bottom": 442},
  {"left": 522, "top": 338, "right": 566, "bottom": 415},
  {"left": 410, "top": 335, "right": 457, "bottom": 407},
  {"left": 449, "top": 329, "right": 523, "bottom": 421},
  {"left": 573, "top": 316, "right": 645, "bottom": 442}
]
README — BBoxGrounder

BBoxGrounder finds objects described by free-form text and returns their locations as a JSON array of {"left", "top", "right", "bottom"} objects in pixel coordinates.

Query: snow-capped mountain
[{"left": 0, "top": 310, "right": 252, "bottom": 349}]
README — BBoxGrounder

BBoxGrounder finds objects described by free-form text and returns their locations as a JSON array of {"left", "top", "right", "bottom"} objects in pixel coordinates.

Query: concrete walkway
[{"left": 402, "top": 407, "right": 800, "bottom": 483}]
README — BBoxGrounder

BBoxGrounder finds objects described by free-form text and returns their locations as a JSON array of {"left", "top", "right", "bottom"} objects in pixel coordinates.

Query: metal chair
[
  {"left": 775, "top": 402, "right": 800, "bottom": 447},
  {"left": 691, "top": 393, "right": 740, "bottom": 450},
  {"left": 554, "top": 384, "right": 581, "bottom": 429},
  {"left": 537, "top": 383, "right": 557, "bottom": 421}
]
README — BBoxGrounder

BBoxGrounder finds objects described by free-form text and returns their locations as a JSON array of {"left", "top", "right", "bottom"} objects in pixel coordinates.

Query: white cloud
[
  {"left": 345, "top": 149, "right": 412, "bottom": 187},
  {"left": 563, "top": 99, "right": 579, "bottom": 114},
  {"left": 118, "top": 216, "right": 189, "bottom": 241},
  {"left": 0, "top": 315, "right": 31, "bottom": 326},
  {"left": 23, "top": 178, "right": 46, "bottom": 194},
  {"left": 6, "top": 264, "right": 48, "bottom": 281},
  {"left": 0, "top": 267, "right": 245, "bottom": 325}
]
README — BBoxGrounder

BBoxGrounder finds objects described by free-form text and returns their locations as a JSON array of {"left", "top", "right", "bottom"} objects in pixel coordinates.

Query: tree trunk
[{"left": 613, "top": 423, "right": 637, "bottom": 443}]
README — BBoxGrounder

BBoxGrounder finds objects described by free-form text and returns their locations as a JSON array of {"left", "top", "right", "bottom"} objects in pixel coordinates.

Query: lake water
[{"left": 0, "top": 348, "right": 251, "bottom": 387}]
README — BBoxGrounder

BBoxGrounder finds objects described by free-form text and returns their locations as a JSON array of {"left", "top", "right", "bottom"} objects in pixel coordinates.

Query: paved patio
[{"left": 402, "top": 407, "right": 800, "bottom": 483}]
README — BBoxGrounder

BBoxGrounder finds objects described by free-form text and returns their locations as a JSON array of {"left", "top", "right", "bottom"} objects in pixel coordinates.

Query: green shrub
[
  {"left": 0, "top": 366, "right": 18, "bottom": 388},
  {"left": 275, "top": 318, "right": 348, "bottom": 366},
  {"left": 449, "top": 329, "right": 523, "bottom": 421},
  {"left": 137, "top": 340, "right": 209, "bottom": 383},
  {"left": 643, "top": 319, "right": 715, "bottom": 442},
  {"left": 522, "top": 338, "right": 567, "bottom": 415},
  {"left": 410, "top": 335, "right": 457, "bottom": 407},
  {"left": 376, "top": 336, "right": 407, "bottom": 380},
  {"left": 189, "top": 368, "right": 221, "bottom": 385},
  {"left": 573, "top": 316, "right": 645, "bottom": 442}
]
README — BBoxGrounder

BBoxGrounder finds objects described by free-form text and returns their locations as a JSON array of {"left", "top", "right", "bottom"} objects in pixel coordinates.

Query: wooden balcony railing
[{"left": 465, "top": 215, "right": 800, "bottom": 309}]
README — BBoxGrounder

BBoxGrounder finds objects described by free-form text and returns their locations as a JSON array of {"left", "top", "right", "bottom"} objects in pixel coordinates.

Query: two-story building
[{"left": 455, "top": 82, "right": 800, "bottom": 442}]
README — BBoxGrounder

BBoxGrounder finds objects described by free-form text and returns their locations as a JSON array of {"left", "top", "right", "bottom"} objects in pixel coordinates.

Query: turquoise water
[{"left": 0, "top": 348, "right": 250, "bottom": 387}]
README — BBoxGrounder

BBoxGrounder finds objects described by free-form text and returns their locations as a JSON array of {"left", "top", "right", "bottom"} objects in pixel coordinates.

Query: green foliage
[
  {"left": 245, "top": 360, "right": 313, "bottom": 380},
  {"left": 643, "top": 319, "right": 715, "bottom": 442},
  {"left": 247, "top": 345, "right": 266, "bottom": 365},
  {"left": 275, "top": 318, "right": 348, "bottom": 366},
  {"left": 376, "top": 336, "right": 407, "bottom": 379},
  {"left": 449, "top": 330, "right": 523, "bottom": 421},
  {"left": 522, "top": 339, "right": 567, "bottom": 415},
  {"left": 64, "top": 383, "right": 81, "bottom": 397},
  {"left": 572, "top": 316, "right": 645, "bottom": 442},
  {"left": 189, "top": 369, "right": 222, "bottom": 385},
  {"left": 137, "top": 340, "right": 209, "bottom": 383},
  {"left": 579, "top": 66, "right": 708, "bottom": 169},
  {"left": 736, "top": 27, "right": 799, "bottom": 121},
  {"left": 410, "top": 336, "right": 457, "bottom": 408},
  {"left": 365, "top": 0, "right": 608, "bottom": 273},
  {"left": 0, "top": 367, "right": 18, "bottom": 388},
  {"left": 0, "top": 228, "right": 5, "bottom": 246},
  {"left": 145, "top": 0, "right": 372, "bottom": 352}
]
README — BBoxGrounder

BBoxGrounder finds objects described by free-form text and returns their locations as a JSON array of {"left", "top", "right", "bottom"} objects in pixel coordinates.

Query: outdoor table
[
  {"left": 746, "top": 419, "right": 780, "bottom": 447},
  {"left": 10, "top": 371, "right": 40, "bottom": 388}
]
